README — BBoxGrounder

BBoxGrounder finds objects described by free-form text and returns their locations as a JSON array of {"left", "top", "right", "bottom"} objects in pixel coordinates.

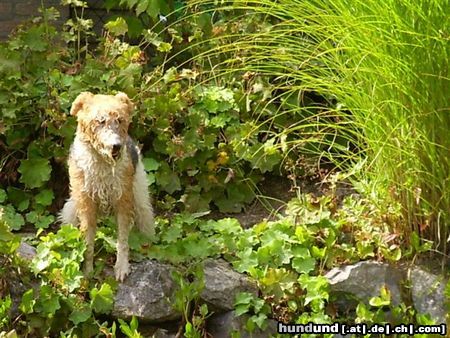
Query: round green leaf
[
  {"left": 18, "top": 158, "right": 51, "bottom": 189},
  {"left": 0, "top": 189, "right": 6, "bottom": 203},
  {"left": 35, "top": 189, "right": 54, "bottom": 207},
  {"left": 90, "top": 283, "right": 114, "bottom": 314},
  {"left": 69, "top": 304, "right": 92, "bottom": 325},
  {"left": 292, "top": 256, "right": 316, "bottom": 274}
]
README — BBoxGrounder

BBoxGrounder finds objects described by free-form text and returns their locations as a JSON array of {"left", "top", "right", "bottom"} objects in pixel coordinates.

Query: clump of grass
[{"left": 176, "top": 0, "right": 449, "bottom": 250}]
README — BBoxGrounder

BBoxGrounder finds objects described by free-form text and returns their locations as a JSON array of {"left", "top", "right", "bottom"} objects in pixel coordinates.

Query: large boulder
[
  {"left": 113, "top": 259, "right": 259, "bottom": 323},
  {"left": 325, "top": 261, "right": 448, "bottom": 324},
  {"left": 325, "top": 261, "right": 403, "bottom": 305},
  {"left": 410, "top": 266, "right": 447, "bottom": 323},
  {"left": 202, "top": 259, "right": 259, "bottom": 311},
  {"left": 113, "top": 260, "right": 180, "bottom": 323}
]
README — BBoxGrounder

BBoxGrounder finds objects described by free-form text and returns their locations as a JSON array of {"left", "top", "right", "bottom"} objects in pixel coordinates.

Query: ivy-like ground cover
[{"left": 0, "top": 192, "right": 440, "bottom": 337}]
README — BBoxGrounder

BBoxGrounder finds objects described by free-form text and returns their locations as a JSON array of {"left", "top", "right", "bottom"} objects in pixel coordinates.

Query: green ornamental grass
[{"left": 179, "top": 0, "right": 449, "bottom": 249}]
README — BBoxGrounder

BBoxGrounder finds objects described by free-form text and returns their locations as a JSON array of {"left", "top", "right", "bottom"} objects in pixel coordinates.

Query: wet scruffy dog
[{"left": 59, "top": 92, "right": 154, "bottom": 281}]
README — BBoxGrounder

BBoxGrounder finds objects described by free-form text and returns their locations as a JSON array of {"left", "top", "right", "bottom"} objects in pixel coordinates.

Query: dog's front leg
[
  {"left": 77, "top": 194, "right": 97, "bottom": 277},
  {"left": 115, "top": 197, "right": 133, "bottom": 281}
]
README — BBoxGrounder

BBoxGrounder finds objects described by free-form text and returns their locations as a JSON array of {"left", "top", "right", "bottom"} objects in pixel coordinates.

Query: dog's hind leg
[
  {"left": 133, "top": 161, "right": 155, "bottom": 237},
  {"left": 77, "top": 195, "right": 97, "bottom": 277},
  {"left": 115, "top": 193, "right": 134, "bottom": 281}
]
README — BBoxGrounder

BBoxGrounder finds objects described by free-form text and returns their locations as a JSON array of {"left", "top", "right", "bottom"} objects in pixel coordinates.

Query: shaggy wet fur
[{"left": 59, "top": 92, "right": 154, "bottom": 281}]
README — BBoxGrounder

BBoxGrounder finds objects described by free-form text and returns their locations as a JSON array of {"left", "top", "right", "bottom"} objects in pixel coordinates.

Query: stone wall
[{"left": 0, "top": 0, "right": 69, "bottom": 39}]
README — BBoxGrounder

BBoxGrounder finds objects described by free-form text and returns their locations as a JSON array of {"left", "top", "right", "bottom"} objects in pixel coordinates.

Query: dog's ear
[
  {"left": 70, "top": 92, "right": 94, "bottom": 116},
  {"left": 115, "top": 92, "right": 134, "bottom": 114}
]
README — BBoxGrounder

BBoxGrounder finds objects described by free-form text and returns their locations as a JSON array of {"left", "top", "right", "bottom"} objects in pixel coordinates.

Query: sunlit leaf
[{"left": 90, "top": 283, "right": 114, "bottom": 314}]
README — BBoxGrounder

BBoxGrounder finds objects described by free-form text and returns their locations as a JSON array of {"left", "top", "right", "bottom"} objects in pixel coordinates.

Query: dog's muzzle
[{"left": 112, "top": 143, "right": 122, "bottom": 160}]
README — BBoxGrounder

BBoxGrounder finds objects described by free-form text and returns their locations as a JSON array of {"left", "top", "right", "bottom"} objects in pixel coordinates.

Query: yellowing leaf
[{"left": 105, "top": 17, "right": 128, "bottom": 36}]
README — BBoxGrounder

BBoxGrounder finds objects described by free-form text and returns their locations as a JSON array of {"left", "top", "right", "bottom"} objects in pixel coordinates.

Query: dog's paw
[{"left": 114, "top": 259, "right": 130, "bottom": 282}]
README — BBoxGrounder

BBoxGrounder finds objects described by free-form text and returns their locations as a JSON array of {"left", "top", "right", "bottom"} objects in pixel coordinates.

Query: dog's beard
[
  {"left": 90, "top": 140, "right": 119, "bottom": 166},
  {"left": 93, "top": 131, "right": 123, "bottom": 165},
  {"left": 101, "top": 147, "right": 117, "bottom": 164}
]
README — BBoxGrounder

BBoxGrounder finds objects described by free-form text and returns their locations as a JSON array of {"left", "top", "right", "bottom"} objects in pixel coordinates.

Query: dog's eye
[{"left": 98, "top": 119, "right": 106, "bottom": 125}]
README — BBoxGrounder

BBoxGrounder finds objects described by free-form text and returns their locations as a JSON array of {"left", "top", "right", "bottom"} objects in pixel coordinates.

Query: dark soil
[{"left": 206, "top": 173, "right": 358, "bottom": 228}]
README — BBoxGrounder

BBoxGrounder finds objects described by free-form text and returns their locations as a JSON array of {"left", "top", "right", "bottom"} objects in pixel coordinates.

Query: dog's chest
[{"left": 70, "top": 140, "right": 130, "bottom": 212}]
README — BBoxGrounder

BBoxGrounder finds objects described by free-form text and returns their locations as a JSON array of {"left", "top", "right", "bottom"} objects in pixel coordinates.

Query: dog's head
[{"left": 70, "top": 92, "right": 134, "bottom": 162}]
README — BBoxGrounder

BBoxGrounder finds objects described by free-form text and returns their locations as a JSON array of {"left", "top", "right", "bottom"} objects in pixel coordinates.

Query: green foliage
[
  {"left": 0, "top": 7, "right": 74, "bottom": 232},
  {"left": 140, "top": 72, "right": 263, "bottom": 212},
  {"left": 104, "top": 17, "right": 129, "bottom": 36},
  {"left": 172, "top": 264, "right": 208, "bottom": 338},
  {"left": 0, "top": 297, "right": 11, "bottom": 330},
  {"left": 0, "top": 191, "right": 436, "bottom": 336},
  {"left": 143, "top": 192, "right": 409, "bottom": 334},
  {"left": 17, "top": 159, "right": 52, "bottom": 189},
  {"left": 0, "top": 0, "right": 446, "bottom": 336},
  {"left": 353, "top": 286, "right": 436, "bottom": 338},
  {"left": 31, "top": 225, "right": 85, "bottom": 291},
  {"left": 143, "top": 213, "right": 217, "bottom": 263},
  {"left": 1, "top": 184, "right": 57, "bottom": 231},
  {"left": 0, "top": 0, "right": 294, "bottom": 224},
  {"left": 118, "top": 317, "right": 142, "bottom": 338},
  {"left": 234, "top": 292, "right": 271, "bottom": 332},
  {"left": 188, "top": 0, "right": 450, "bottom": 249},
  {"left": 119, "top": 0, "right": 170, "bottom": 20},
  {"left": 90, "top": 283, "right": 114, "bottom": 314},
  {"left": 0, "top": 225, "right": 118, "bottom": 336},
  {"left": 0, "top": 215, "right": 21, "bottom": 254},
  {"left": 0, "top": 205, "right": 25, "bottom": 231}
]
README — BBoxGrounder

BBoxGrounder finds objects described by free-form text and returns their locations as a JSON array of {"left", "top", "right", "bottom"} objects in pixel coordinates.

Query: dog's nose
[{"left": 112, "top": 143, "right": 122, "bottom": 159}]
